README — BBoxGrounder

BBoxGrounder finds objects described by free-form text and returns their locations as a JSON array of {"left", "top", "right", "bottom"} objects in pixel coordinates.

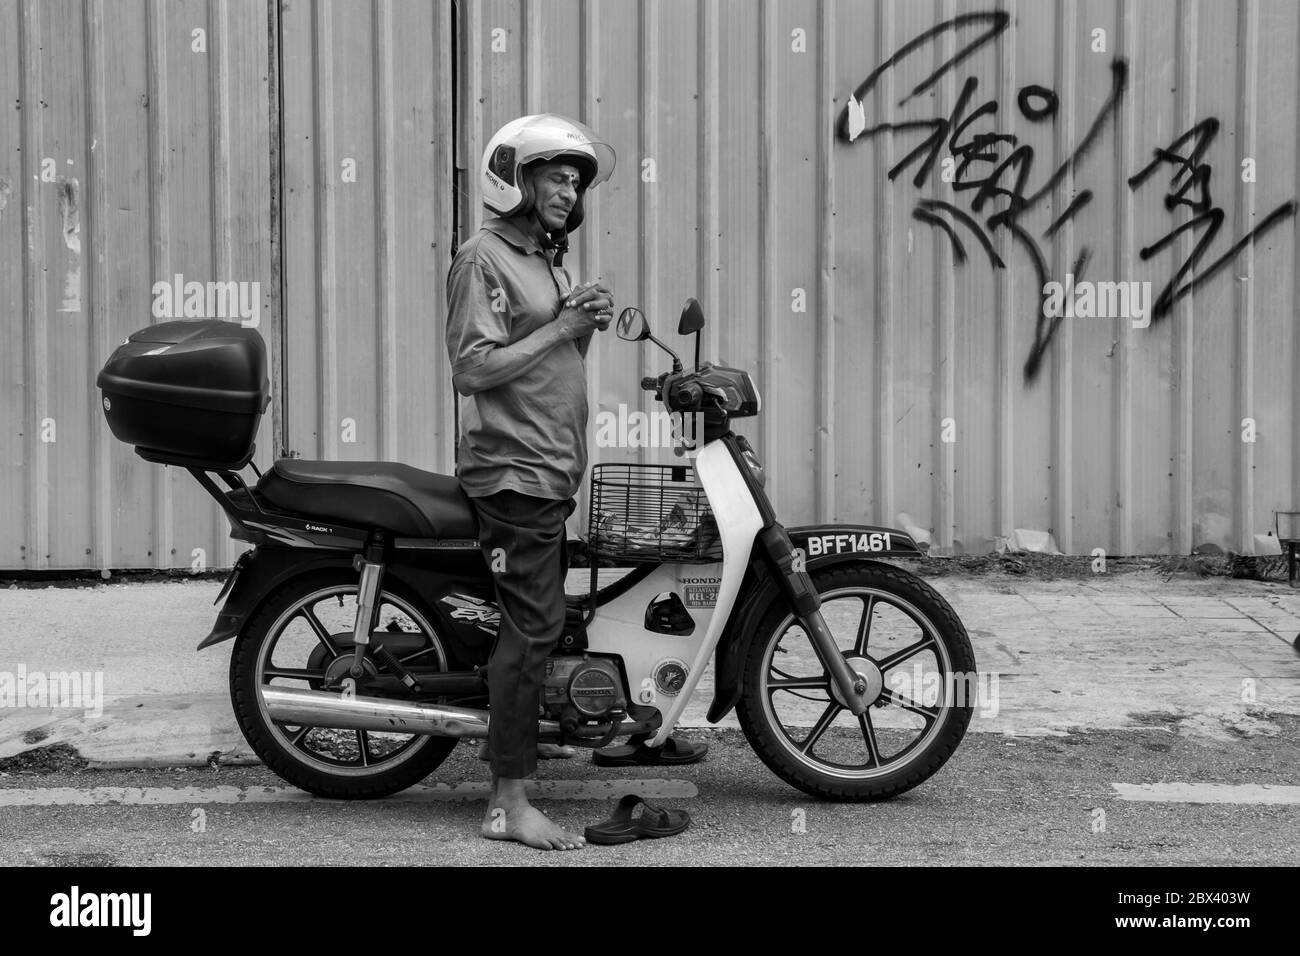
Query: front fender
[
  {"left": 198, "top": 545, "right": 357, "bottom": 650},
  {"left": 705, "top": 523, "right": 923, "bottom": 723}
]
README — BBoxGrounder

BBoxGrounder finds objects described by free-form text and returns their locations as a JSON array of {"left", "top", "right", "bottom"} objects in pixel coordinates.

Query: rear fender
[
  {"left": 200, "top": 544, "right": 498, "bottom": 662},
  {"left": 706, "top": 523, "right": 923, "bottom": 723},
  {"left": 198, "top": 546, "right": 357, "bottom": 649}
]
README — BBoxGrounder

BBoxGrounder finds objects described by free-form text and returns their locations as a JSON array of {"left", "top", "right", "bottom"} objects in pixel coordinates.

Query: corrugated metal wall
[
  {"left": 1, "top": 0, "right": 272, "bottom": 572},
  {"left": 278, "top": 0, "right": 456, "bottom": 470},
  {"left": 3, "top": 0, "right": 1299, "bottom": 569},
  {"left": 457, "top": 0, "right": 1300, "bottom": 557}
]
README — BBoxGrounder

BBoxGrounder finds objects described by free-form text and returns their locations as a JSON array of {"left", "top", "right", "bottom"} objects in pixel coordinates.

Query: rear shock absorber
[
  {"left": 372, "top": 643, "right": 422, "bottom": 693},
  {"left": 349, "top": 531, "right": 388, "bottom": 679}
]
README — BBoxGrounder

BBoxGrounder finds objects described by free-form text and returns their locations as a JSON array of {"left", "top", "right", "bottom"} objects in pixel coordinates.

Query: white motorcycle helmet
[{"left": 480, "top": 113, "right": 616, "bottom": 234}]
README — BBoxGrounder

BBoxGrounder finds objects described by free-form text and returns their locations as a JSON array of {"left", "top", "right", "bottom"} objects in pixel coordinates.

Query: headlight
[{"left": 700, "top": 367, "right": 761, "bottom": 417}]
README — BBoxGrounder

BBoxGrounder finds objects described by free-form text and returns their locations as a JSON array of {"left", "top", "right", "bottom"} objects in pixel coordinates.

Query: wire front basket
[{"left": 588, "top": 463, "right": 723, "bottom": 564}]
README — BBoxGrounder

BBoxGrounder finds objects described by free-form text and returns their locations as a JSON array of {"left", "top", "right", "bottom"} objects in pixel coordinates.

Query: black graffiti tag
[
  {"left": 836, "top": 11, "right": 1127, "bottom": 382},
  {"left": 837, "top": 10, "right": 1294, "bottom": 384},
  {"left": 1128, "top": 119, "right": 1297, "bottom": 322}
]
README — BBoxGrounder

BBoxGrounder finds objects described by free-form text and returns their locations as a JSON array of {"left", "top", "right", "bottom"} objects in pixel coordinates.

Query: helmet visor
[{"left": 520, "top": 114, "right": 617, "bottom": 187}]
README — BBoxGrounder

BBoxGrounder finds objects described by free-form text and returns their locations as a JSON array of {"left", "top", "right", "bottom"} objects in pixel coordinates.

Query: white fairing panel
[{"left": 585, "top": 440, "right": 764, "bottom": 745}]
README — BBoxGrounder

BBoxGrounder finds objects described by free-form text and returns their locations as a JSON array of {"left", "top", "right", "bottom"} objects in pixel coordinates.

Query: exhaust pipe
[{"left": 261, "top": 686, "right": 565, "bottom": 739}]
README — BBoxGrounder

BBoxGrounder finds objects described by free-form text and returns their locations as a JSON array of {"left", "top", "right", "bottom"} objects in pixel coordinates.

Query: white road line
[
  {"left": 1113, "top": 783, "right": 1300, "bottom": 805},
  {"left": 0, "top": 779, "right": 698, "bottom": 807}
]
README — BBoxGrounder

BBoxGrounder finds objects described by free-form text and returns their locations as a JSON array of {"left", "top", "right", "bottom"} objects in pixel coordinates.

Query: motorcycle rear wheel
[
  {"left": 230, "top": 568, "right": 463, "bottom": 799},
  {"left": 736, "top": 561, "right": 976, "bottom": 801}
]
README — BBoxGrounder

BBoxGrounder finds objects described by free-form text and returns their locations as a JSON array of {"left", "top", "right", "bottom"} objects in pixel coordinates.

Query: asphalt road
[{"left": 1, "top": 721, "right": 1297, "bottom": 867}]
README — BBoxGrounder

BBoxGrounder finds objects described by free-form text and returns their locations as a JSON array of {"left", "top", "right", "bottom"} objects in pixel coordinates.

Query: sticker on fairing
[
  {"left": 440, "top": 593, "right": 501, "bottom": 635},
  {"left": 805, "top": 532, "right": 893, "bottom": 557},
  {"left": 681, "top": 576, "right": 721, "bottom": 608},
  {"left": 653, "top": 659, "right": 690, "bottom": 697}
]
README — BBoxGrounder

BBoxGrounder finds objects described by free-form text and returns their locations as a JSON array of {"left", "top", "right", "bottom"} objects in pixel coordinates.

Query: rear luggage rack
[
  {"left": 170, "top": 446, "right": 367, "bottom": 549},
  {"left": 135, "top": 443, "right": 263, "bottom": 478}
]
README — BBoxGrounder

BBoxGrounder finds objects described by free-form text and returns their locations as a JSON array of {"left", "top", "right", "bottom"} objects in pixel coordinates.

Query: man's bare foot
[
  {"left": 481, "top": 803, "right": 586, "bottom": 850},
  {"left": 481, "top": 778, "right": 585, "bottom": 850}
]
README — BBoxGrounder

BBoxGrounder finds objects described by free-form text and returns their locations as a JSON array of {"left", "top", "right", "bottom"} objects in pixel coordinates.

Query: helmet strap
[
  {"left": 526, "top": 208, "right": 570, "bottom": 266},
  {"left": 550, "top": 229, "right": 570, "bottom": 267}
]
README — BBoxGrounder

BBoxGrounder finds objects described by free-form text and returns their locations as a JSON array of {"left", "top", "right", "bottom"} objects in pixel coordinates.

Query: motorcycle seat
[{"left": 256, "top": 459, "right": 480, "bottom": 539}]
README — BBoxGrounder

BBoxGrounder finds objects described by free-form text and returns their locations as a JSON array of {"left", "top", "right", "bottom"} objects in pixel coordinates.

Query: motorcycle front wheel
[
  {"left": 230, "top": 568, "right": 463, "bottom": 799},
  {"left": 736, "top": 561, "right": 976, "bottom": 801}
]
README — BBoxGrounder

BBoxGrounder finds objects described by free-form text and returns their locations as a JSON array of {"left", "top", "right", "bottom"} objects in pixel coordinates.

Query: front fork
[
  {"left": 757, "top": 523, "right": 872, "bottom": 716},
  {"left": 721, "top": 433, "right": 871, "bottom": 716}
]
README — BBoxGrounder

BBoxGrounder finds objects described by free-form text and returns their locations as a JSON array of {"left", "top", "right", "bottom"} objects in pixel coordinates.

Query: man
[{"left": 445, "top": 114, "right": 615, "bottom": 850}]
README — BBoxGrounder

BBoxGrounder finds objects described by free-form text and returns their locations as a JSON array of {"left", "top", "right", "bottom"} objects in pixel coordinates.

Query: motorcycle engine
[{"left": 542, "top": 656, "right": 627, "bottom": 721}]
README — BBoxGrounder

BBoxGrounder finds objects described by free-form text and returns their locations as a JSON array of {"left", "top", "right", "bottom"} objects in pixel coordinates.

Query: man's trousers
[{"left": 469, "top": 489, "right": 575, "bottom": 779}]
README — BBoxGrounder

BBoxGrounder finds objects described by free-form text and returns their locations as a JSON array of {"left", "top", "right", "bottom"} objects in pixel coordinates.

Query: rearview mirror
[
  {"left": 616, "top": 307, "right": 651, "bottom": 341},
  {"left": 678, "top": 298, "right": 705, "bottom": 335}
]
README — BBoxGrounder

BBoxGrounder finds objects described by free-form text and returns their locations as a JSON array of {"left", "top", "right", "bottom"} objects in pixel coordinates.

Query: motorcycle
[{"left": 96, "top": 299, "right": 975, "bottom": 801}]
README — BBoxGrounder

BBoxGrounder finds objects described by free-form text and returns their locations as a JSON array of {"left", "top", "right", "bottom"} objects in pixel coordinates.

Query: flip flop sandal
[
  {"left": 592, "top": 735, "right": 709, "bottom": 767},
  {"left": 584, "top": 794, "right": 691, "bottom": 845}
]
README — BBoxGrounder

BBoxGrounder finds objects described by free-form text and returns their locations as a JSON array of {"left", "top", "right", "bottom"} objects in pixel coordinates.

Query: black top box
[{"left": 97, "top": 319, "right": 270, "bottom": 470}]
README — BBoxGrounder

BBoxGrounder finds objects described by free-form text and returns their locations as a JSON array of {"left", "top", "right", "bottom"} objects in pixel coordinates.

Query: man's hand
[
  {"left": 454, "top": 278, "right": 614, "bottom": 394},
  {"left": 558, "top": 279, "right": 614, "bottom": 338}
]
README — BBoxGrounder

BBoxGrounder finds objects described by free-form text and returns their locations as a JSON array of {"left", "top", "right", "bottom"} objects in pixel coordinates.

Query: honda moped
[{"left": 96, "top": 299, "right": 975, "bottom": 800}]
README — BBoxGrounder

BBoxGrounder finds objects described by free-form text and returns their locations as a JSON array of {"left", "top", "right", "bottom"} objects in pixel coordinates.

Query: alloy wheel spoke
[
  {"left": 874, "top": 636, "right": 937, "bottom": 673},
  {"left": 768, "top": 675, "right": 831, "bottom": 691},
  {"left": 289, "top": 725, "right": 312, "bottom": 747},
  {"left": 357, "top": 730, "right": 371, "bottom": 767},
  {"left": 300, "top": 607, "right": 339, "bottom": 657},
  {"left": 853, "top": 595, "right": 875, "bottom": 655},
  {"left": 857, "top": 711, "right": 881, "bottom": 768},
  {"left": 878, "top": 688, "right": 939, "bottom": 726},
  {"left": 800, "top": 702, "right": 842, "bottom": 754}
]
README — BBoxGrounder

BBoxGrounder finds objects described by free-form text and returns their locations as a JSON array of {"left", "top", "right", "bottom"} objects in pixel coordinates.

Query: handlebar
[
  {"left": 642, "top": 370, "right": 710, "bottom": 411},
  {"left": 640, "top": 371, "right": 703, "bottom": 411},
  {"left": 672, "top": 381, "right": 703, "bottom": 410}
]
